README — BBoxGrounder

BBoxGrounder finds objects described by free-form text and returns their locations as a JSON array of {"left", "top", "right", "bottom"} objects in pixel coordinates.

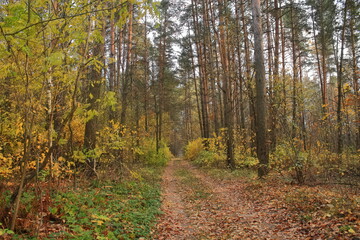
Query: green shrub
[
  {"left": 184, "top": 137, "right": 225, "bottom": 167},
  {"left": 139, "top": 139, "right": 172, "bottom": 166},
  {"left": 235, "top": 155, "right": 259, "bottom": 168},
  {"left": 193, "top": 150, "right": 224, "bottom": 167}
]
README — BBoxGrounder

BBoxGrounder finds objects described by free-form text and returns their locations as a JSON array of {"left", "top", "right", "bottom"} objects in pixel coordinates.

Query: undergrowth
[
  {"left": 184, "top": 138, "right": 258, "bottom": 169},
  {"left": 52, "top": 180, "right": 161, "bottom": 239},
  {"left": 4, "top": 167, "right": 163, "bottom": 240},
  {"left": 185, "top": 137, "right": 360, "bottom": 185}
]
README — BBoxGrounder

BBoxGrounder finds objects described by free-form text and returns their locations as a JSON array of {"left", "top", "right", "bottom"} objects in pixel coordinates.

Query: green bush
[
  {"left": 235, "top": 155, "right": 259, "bottom": 168},
  {"left": 193, "top": 150, "right": 223, "bottom": 167},
  {"left": 139, "top": 139, "right": 172, "bottom": 166}
]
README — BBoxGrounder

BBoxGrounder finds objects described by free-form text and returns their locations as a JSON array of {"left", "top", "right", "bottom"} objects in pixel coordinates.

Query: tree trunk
[
  {"left": 349, "top": 1, "right": 359, "bottom": 150},
  {"left": 268, "top": 0, "right": 277, "bottom": 151},
  {"left": 144, "top": 11, "right": 149, "bottom": 132},
  {"left": 190, "top": 36, "right": 203, "bottom": 137},
  {"left": 252, "top": 0, "right": 269, "bottom": 177},
  {"left": 120, "top": 3, "right": 133, "bottom": 126},
  {"left": 241, "top": 0, "right": 256, "bottom": 149},
  {"left": 204, "top": 0, "right": 220, "bottom": 136},
  {"left": 290, "top": 2, "right": 298, "bottom": 139},
  {"left": 336, "top": 0, "right": 348, "bottom": 154},
  {"left": 235, "top": 3, "right": 246, "bottom": 131},
  {"left": 280, "top": 0, "right": 287, "bottom": 132},
  {"left": 217, "top": 0, "right": 235, "bottom": 169},
  {"left": 83, "top": 39, "right": 102, "bottom": 177}
]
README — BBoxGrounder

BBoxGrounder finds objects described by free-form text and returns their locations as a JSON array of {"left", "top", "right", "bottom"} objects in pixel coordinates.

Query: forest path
[{"left": 154, "top": 159, "right": 302, "bottom": 240}]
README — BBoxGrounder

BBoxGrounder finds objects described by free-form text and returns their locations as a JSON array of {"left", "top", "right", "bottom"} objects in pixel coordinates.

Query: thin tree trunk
[
  {"left": 311, "top": 8, "right": 324, "bottom": 112},
  {"left": 12, "top": 1, "right": 38, "bottom": 229},
  {"left": 267, "top": 0, "right": 276, "bottom": 151},
  {"left": 299, "top": 53, "right": 307, "bottom": 150},
  {"left": 349, "top": 2, "right": 359, "bottom": 150},
  {"left": 235, "top": 5, "right": 246, "bottom": 130},
  {"left": 336, "top": 0, "right": 348, "bottom": 154},
  {"left": 218, "top": 0, "right": 235, "bottom": 169},
  {"left": 120, "top": 3, "right": 133, "bottom": 125},
  {"left": 109, "top": 2, "right": 116, "bottom": 93},
  {"left": 144, "top": 11, "right": 149, "bottom": 132},
  {"left": 116, "top": 27, "right": 123, "bottom": 99},
  {"left": 279, "top": 0, "right": 287, "bottom": 135},
  {"left": 290, "top": 2, "right": 298, "bottom": 139},
  {"left": 241, "top": 0, "right": 256, "bottom": 149},
  {"left": 11, "top": 48, "right": 32, "bottom": 232}
]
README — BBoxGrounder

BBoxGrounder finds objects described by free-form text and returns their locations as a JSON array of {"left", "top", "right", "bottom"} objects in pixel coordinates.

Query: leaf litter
[{"left": 155, "top": 159, "right": 359, "bottom": 239}]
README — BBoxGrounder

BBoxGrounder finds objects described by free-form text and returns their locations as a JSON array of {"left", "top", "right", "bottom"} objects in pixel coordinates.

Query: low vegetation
[
  {"left": 183, "top": 138, "right": 360, "bottom": 238},
  {"left": 185, "top": 137, "right": 360, "bottom": 185},
  {"left": 0, "top": 134, "right": 171, "bottom": 239},
  {"left": 0, "top": 164, "right": 166, "bottom": 239}
]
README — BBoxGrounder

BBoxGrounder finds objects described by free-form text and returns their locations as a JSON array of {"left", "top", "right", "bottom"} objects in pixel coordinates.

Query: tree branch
[{"left": 3, "top": 1, "right": 129, "bottom": 36}]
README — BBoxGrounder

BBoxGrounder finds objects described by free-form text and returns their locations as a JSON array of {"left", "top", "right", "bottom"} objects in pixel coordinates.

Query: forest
[{"left": 0, "top": 0, "right": 359, "bottom": 239}]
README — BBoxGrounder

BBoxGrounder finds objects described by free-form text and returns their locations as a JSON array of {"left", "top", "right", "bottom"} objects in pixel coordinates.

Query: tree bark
[
  {"left": 349, "top": 1, "right": 359, "bottom": 150},
  {"left": 83, "top": 35, "right": 102, "bottom": 177},
  {"left": 290, "top": 2, "right": 298, "bottom": 139},
  {"left": 120, "top": 3, "right": 133, "bottom": 126},
  {"left": 241, "top": 0, "right": 256, "bottom": 149},
  {"left": 217, "top": 0, "right": 235, "bottom": 169},
  {"left": 191, "top": 0, "right": 210, "bottom": 139},
  {"left": 336, "top": 0, "right": 348, "bottom": 154},
  {"left": 252, "top": 0, "right": 269, "bottom": 177}
]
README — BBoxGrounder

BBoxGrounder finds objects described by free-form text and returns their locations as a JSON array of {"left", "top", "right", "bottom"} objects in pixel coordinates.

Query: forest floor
[{"left": 155, "top": 159, "right": 360, "bottom": 240}]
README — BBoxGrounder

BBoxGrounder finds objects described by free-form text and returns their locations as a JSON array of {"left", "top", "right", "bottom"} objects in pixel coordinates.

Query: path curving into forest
[{"left": 155, "top": 158, "right": 305, "bottom": 240}]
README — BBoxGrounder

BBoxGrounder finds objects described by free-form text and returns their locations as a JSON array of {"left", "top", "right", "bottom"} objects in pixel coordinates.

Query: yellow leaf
[{"left": 91, "top": 219, "right": 104, "bottom": 225}]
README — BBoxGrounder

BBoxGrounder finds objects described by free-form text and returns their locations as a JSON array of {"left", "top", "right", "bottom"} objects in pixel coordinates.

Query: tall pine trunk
[{"left": 252, "top": 0, "right": 269, "bottom": 177}]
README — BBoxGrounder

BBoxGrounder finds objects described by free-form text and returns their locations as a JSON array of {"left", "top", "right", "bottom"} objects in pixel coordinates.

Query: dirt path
[{"left": 155, "top": 159, "right": 305, "bottom": 240}]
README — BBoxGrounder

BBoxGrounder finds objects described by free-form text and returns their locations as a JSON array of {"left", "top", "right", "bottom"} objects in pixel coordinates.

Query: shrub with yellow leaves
[
  {"left": 184, "top": 138, "right": 204, "bottom": 161},
  {"left": 0, "top": 153, "right": 14, "bottom": 179}
]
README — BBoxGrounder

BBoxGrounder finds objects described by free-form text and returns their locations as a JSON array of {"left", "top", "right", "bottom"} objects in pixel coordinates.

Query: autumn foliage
[{"left": 0, "top": 0, "right": 360, "bottom": 238}]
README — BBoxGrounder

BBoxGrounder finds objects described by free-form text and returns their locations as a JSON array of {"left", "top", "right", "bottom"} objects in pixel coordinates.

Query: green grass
[
  {"left": 175, "top": 169, "right": 211, "bottom": 201},
  {"left": 1, "top": 163, "right": 165, "bottom": 240},
  {"left": 5, "top": 166, "right": 163, "bottom": 240},
  {"left": 48, "top": 167, "right": 163, "bottom": 239},
  {"left": 205, "top": 167, "right": 257, "bottom": 180}
]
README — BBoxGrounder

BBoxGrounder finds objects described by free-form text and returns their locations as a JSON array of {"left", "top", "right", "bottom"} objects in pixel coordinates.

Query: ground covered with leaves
[{"left": 155, "top": 159, "right": 360, "bottom": 239}]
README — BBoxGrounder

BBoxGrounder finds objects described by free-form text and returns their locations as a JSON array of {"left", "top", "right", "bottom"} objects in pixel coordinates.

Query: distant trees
[{"left": 180, "top": 0, "right": 359, "bottom": 177}]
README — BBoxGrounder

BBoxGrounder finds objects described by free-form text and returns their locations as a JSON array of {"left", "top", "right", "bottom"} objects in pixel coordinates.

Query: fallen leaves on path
[{"left": 155, "top": 159, "right": 359, "bottom": 239}]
